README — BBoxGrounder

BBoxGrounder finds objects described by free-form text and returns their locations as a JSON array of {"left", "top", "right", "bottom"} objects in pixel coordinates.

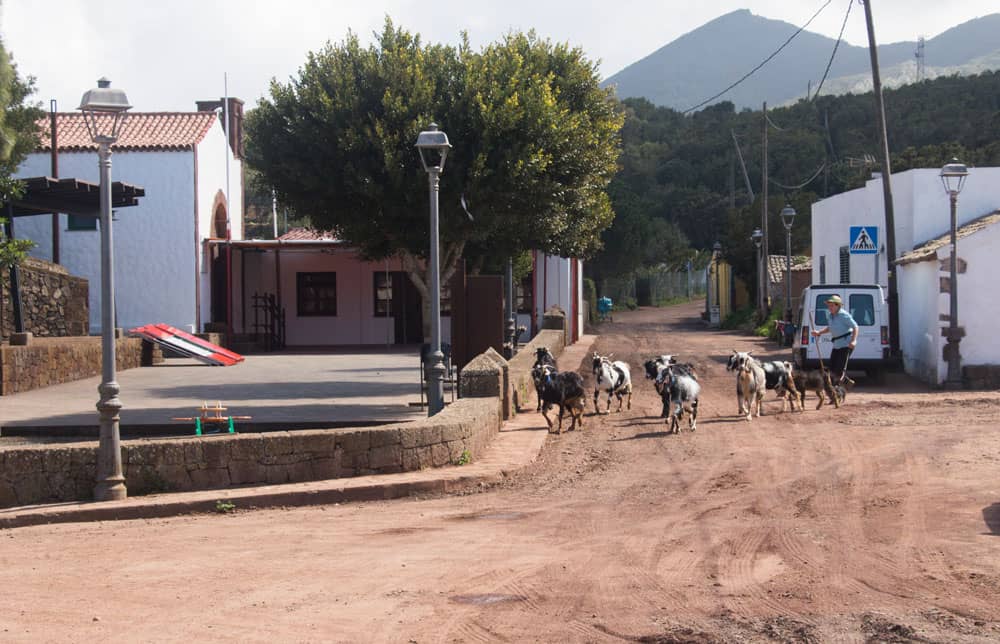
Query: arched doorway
[{"left": 211, "top": 200, "right": 229, "bottom": 325}]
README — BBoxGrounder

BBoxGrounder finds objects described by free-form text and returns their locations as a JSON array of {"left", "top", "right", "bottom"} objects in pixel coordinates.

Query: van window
[
  {"left": 814, "top": 294, "right": 836, "bottom": 326},
  {"left": 849, "top": 294, "right": 875, "bottom": 326}
]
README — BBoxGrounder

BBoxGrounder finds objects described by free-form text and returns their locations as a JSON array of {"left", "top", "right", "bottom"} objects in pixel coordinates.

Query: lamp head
[
  {"left": 415, "top": 123, "right": 451, "bottom": 173},
  {"left": 780, "top": 204, "right": 796, "bottom": 230},
  {"left": 77, "top": 78, "right": 132, "bottom": 143},
  {"left": 750, "top": 228, "right": 762, "bottom": 248},
  {"left": 940, "top": 158, "right": 968, "bottom": 195}
]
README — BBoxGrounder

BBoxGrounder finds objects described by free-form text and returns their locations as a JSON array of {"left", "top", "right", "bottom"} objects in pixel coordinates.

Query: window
[
  {"left": 849, "top": 294, "right": 875, "bottom": 326},
  {"left": 839, "top": 246, "right": 850, "bottom": 284},
  {"left": 297, "top": 272, "right": 337, "bottom": 316},
  {"left": 67, "top": 214, "right": 97, "bottom": 231},
  {"left": 374, "top": 272, "right": 392, "bottom": 317},
  {"left": 819, "top": 256, "right": 826, "bottom": 285},
  {"left": 814, "top": 294, "right": 835, "bottom": 326}
]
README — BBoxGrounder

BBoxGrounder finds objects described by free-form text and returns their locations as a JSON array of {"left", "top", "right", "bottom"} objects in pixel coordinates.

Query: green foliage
[
  {"left": 721, "top": 306, "right": 755, "bottom": 330},
  {"left": 598, "top": 70, "right": 1000, "bottom": 302},
  {"left": 0, "top": 37, "right": 42, "bottom": 176},
  {"left": 655, "top": 295, "right": 690, "bottom": 307},
  {"left": 246, "top": 21, "right": 624, "bottom": 267},
  {"left": 613, "top": 296, "right": 637, "bottom": 312},
  {"left": 754, "top": 306, "right": 784, "bottom": 338},
  {"left": 453, "top": 449, "right": 471, "bottom": 466},
  {"left": 214, "top": 500, "right": 237, "bottom": 514}
]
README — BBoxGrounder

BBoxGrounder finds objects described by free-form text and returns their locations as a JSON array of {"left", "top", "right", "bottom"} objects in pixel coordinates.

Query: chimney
[{"left": 196, "top": 97, "right": 244, "bottom": 159}]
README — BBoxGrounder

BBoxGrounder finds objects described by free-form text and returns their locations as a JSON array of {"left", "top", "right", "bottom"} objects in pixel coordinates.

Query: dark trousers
[{"left": 829, "top": 347, "right": 853, "bottom": 383}]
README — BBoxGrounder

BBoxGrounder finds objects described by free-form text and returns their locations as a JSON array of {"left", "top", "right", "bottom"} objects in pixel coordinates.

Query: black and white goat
[
  {"left": 532, "top": 347, "right": 558, "bottom": 411},
  {"left": 644, "top": 355, "right": 697, "bottom": 395},
  {"left": 531, "top": 364, "right": 586, "bottom": 434},
  {"left": 591, "top": 352, "right": 632, "bottom": 414},
  {"left": 730, "top": 350, "right": 766, "bottom": 421},
  {"left": 758, "top": 360, "right": 801, "bottom": 412},
  {"left": 656, "top": 364, "right": 700, "bottom": 433}
]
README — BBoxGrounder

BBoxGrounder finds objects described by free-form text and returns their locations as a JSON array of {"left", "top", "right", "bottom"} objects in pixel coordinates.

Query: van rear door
[{"left": 845, "top": 291, "right": 881, "bottom": 361}]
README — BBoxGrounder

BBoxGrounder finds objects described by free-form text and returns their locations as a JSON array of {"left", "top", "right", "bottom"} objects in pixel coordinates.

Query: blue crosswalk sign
[{"left": 849, "top": 226, "right": 878, "bottom": 254}]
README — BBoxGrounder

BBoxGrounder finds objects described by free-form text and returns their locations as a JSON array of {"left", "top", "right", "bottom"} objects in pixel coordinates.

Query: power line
[
  {"left": 811, "top": 0, "right": 853, "bottom": 100},
  {"left": 682, "top": 0, "right": 834, "bottom": 114},
  {"left": 768, "top": 163, "right": 827, "bottom": 190},
  {"left": 765, "top": 112, "right": 787, "bottom": 131}
]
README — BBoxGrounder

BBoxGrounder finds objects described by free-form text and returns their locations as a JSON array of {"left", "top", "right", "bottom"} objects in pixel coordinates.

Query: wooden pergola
[{"left": 1, "top": 175, "right": 145, "bottom": 336}]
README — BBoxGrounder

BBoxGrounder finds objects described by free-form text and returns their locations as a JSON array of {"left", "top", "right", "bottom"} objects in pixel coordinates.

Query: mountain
[{"left": 603, "top": 10, "right": 1000, "bottom": 110}]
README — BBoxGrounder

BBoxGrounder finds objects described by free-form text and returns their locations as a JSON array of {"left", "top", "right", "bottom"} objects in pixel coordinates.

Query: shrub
[
  {"left": 753, "top": 306, "right": 783, "bottom": 338},
  {"left": 582, "top": 277, "right": 597, "bottom": 323}
]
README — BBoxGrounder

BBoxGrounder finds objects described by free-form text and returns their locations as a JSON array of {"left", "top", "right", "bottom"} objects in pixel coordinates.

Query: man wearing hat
[{"left": 811, "top": 295, "right": 859, "bottom": 388}]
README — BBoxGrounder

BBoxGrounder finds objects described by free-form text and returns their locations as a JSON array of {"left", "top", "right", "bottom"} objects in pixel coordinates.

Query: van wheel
[{"left": 866, "top": 368, "right": 886, "bottom": 385}]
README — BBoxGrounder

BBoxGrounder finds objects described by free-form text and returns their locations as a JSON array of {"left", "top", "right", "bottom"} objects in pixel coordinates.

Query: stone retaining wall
[
  {"left": 0, "top": 337, "right": 162, "bottom": 396},
  {"left": 1, "top": 257, "right": 89, "bottom": 339},
  {"left": 0, "top": 396, "right": 502, "bottom": 508},
  {"left": 0, "top": 332, "right": 575, "bottom": 508},
  {"left": 962, "top": 365, "right": 1000, "bottom": 389}
]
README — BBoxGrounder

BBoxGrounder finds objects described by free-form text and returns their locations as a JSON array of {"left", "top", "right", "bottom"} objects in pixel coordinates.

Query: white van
[{"left": 792, "top": 284, "right": 891, "bottom": 379}]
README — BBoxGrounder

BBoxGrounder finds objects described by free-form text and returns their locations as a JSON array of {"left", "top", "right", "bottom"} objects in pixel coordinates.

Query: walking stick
[{"left": 810, "top": 311, "right": 841, "bottom": 409}]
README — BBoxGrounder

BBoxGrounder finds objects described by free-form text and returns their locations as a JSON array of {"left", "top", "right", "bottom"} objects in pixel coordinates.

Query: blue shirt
[{"left": 828, "top": 308, "right": 858, "bottom": 349}]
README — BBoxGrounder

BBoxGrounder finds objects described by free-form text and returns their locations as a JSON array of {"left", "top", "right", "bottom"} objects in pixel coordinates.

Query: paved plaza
[{"left": 0, "top": 349, "right": 429, "bottom": 439}]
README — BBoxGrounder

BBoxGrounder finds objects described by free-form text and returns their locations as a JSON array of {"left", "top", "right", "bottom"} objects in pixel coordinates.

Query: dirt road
[{"left": 3, "top": 302, "right": 1000, "bottom": 643}]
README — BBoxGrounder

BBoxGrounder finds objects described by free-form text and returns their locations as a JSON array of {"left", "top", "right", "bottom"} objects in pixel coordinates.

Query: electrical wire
[
  {"left": 765, "top": 113, "right": 787, "bottom": 131},
  {"left": 811, "top": 0, "right": 854, "bottom": 100},
  {"left": 768, "top": 163, "right": 827, "bottom": 190},
  {"left": 682, "top": 0, "right": 835, "bottom": 114}
]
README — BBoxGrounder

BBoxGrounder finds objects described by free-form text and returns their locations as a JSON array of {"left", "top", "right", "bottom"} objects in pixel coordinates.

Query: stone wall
[
  {"left": 0, "top": 395, "right": 502, "bottom": 507},
  {"left": 0, "top": 336, "right": 162, "bottom": 396},
  {"left": 1, "top": 257, "right": 89, "bottom": 339},
  {"left": 508, "top": 329, "right": 566, "bottom": 413},
  {"left": 962, "top": 365, "right": 1000, "bottom": 389}
]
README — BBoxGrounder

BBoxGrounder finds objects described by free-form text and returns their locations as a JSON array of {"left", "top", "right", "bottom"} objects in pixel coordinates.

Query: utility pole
[
  {"left": 761, "top": 102, "right": 769, "bottom": 311},
  {"left": 862, "top": 0, "right": 900, "bottom": 356}
]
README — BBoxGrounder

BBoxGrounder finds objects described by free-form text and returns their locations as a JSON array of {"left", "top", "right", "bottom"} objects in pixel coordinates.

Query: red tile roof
[
  {"left": 278, "top": 227, "right": 340, "bottom": 241},
  {"left": 37, "top": 112, "right": 219, "bottom": 152}
]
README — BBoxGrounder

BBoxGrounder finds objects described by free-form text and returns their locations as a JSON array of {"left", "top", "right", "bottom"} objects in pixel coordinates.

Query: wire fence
[{"left": 598, "top": 268, "right": 707, "bottom": 308}]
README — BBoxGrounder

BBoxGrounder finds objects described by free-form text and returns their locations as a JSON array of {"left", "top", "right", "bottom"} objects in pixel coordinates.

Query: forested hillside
[{"left": 588, "top": 70, "right": 1000, "bottom": 284}]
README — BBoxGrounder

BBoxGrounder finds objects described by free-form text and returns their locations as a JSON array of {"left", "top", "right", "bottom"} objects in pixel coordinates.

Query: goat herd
[{"left": 530, "top": 347, "right": 848, "bottom": 436}]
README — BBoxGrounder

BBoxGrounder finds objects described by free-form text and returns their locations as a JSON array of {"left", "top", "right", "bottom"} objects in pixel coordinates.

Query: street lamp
[
  {"left": 780, "top": 204, "right": 796, "bottom": 314},
  {"left": 940, "top": 158, "right": 968, "bottom": 389},
  {"left": 415, "top": 123, "right": 451, "bottom": 416},
  {"left": 78, "top": 78, "right": 131, "bottom": 501},
  {"left": 750, "top": 228, "right": 763, "bottom": 317}
]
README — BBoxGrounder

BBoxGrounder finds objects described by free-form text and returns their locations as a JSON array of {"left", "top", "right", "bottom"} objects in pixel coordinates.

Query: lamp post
[
  {"left": 751, "top": 228, "right": 763, "bottom": 317},
  {"left": 940, "top": 158, "right": 968, "bottom": 389},
  {"left": 78, "top": 78, "right": 131, "bottom": 501},
  {"left": 504, "top": 257, "right": 516, "bottom": 358},
  {"left": 780, "top": 205, "right": 796, "bottom": 314},
  {"left": 415, "top": 123, "right": 451, "bottom": 416}
]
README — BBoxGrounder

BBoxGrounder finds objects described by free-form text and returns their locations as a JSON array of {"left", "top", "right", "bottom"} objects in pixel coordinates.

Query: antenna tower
[{"left": 915, "top": 36, "right": 926, "bottom": 82}]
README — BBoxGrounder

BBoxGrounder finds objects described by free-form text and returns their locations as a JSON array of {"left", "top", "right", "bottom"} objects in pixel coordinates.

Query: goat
[
  {"left": 776, "top": 369, "right": 841, "bottom": 411},
  {"left": 531, "top": 364, "right": 586, "bottom": 434},
  {"left": 651, "top": 361, "right": 699, "bottom": 417},
  {"left": 732, "top": 351, "right": 766, "bottom": 421},
  {"left": 657, "top": 364, "right": 701, "bottom": 433},
  {"left": 645, "top": 354, "right": 697, "bottom": 397},
  {"left": 758, "top": 360, "right": 801, "bottom": 412},
  {"left": 591, "top": 352, "right": 632, "bottom": 414},
  {"left": 532, "top": 347, "right": 558, "bottom": 411}
]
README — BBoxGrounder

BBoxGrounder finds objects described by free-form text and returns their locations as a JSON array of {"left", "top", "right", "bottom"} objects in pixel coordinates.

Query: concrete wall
[
  {"left": 811, "top": 167, "right": 1000, "bottom": 288},
  {"left": 197, "top": 124, "right": 245, "bottom": 331},
  {"left": 1, "top": 257, "right": 89, "bottom": 338},
  {"left": 897, "top": 260, "right": 940, "bottom": 384},
  {"left": 17, "top": 150, "right": 198, "bottom": 333},
  {"left": 533, "top": 253, "right": 582, "bottom": 340},
  {"left": 234, "top": 247, "right": 454, "bottom": 346}
]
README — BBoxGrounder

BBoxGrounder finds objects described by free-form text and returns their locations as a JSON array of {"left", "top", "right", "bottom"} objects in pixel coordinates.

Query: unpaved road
[{"left": 2, "top": 302, "right": 1000, "bottom": 643}]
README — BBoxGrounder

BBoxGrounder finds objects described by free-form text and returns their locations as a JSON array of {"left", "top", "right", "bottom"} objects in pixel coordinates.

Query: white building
[
  {"left": 14, "top": 102, "right": 244, "bottom": 334},
  {"left": 810, "top": 167, "right": 1000, "bottom": 385}
]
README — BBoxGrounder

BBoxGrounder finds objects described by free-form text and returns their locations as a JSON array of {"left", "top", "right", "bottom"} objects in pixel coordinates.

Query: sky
[{"left": 2, "top": 0, "right": 997, "bottom": 113}]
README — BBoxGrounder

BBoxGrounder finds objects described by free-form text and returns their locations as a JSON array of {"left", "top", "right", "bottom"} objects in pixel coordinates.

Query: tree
[
  {"left": 246, "top": 21, "right": 622, "bottom": 338},
  {"left": 0, "top": 36, "right": 41, "bottom": 338}
]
